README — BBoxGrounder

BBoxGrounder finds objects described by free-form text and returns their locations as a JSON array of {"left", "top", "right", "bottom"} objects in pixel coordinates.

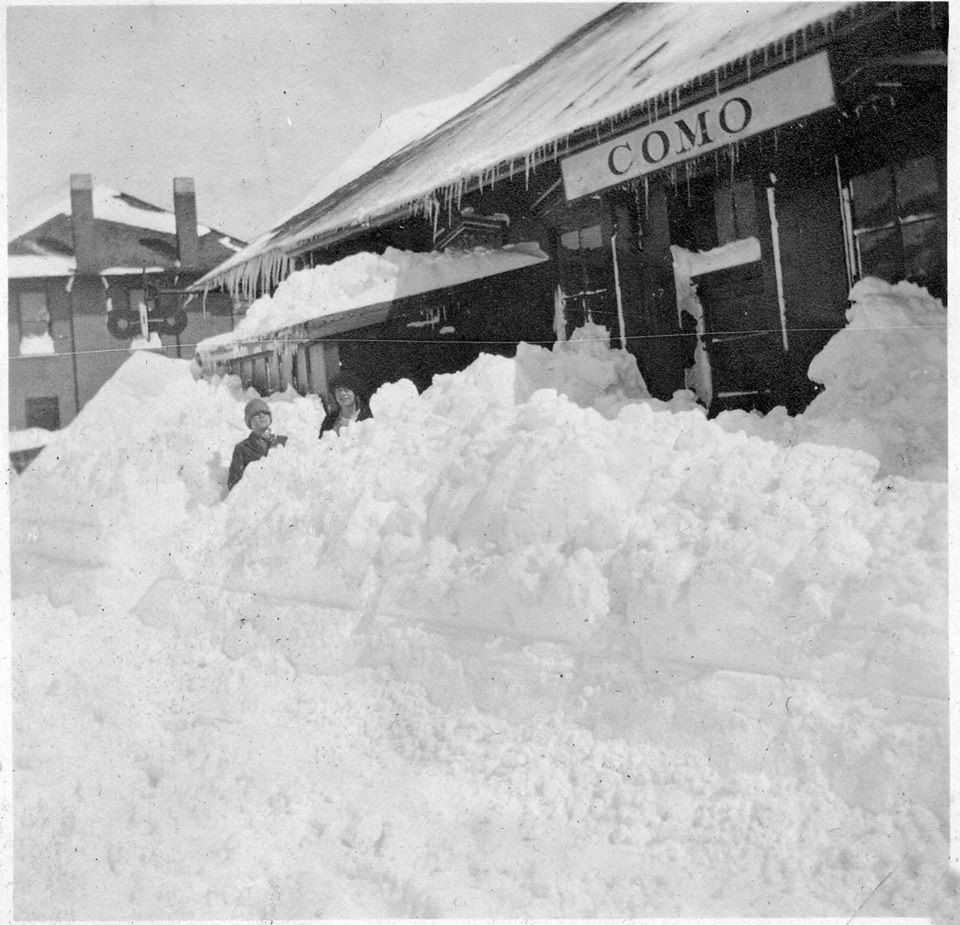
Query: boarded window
[
  {"left": 25, "top": 396, "right": 60, "bottom": 431},
  {"left": 715, "top": 178, "right": 757, "bottom": 245}
]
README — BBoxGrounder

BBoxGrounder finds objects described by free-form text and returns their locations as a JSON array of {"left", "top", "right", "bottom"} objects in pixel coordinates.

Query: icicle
[
  {"left": 714, "top": 70, "right": 720, "bottom": 96},
  {"left": 644, "top": 175, "right": 649, "bottom": 217},
  {"left": 553, "top": 284, "right": 567, "bottom": 343},
  {"left": 685, "top": 160, "right": 692, "bottom": 206}
]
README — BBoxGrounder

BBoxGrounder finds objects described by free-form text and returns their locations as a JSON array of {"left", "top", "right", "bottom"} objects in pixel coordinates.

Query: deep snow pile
[
  {"left": 715, "top": 277, "right": 948, "bottom": 481},
  {"left": 10, "top": 280, "right": 955, "bottom": 919},
  {"left": 11, "top": 353, "right": 322, "bottom": 590}
]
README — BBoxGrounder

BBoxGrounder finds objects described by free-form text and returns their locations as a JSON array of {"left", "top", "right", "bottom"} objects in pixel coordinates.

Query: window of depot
[
  {"left": 559, "top": 223, "right": 604, "bottom": 252},
  {"left": 25, "top": 396, "right": 60, "bottom": 431},
  {"left": 850, "top": 155, "right": 944, "bottom": 295},
  {"left": 18, "top": 290, "right": 51, "bottom": 339}
]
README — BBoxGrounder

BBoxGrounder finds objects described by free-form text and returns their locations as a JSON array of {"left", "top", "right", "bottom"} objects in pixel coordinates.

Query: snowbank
[
  {"left": 715, "top": 277, "right": 948, "bottom": 481},
  {"left": 11, "top": 352, "right": 322, "bottom": 585},
  {"left": 10, "top": 288, "right": 954, "bottom": 919}
]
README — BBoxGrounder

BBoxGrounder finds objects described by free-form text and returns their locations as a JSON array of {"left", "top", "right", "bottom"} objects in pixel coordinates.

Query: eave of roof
[
  {"left": 196, "top": 1, "right": 877, "bottom": 297},
  {"left": 196, "top": 241, "right": 550, "bottom": 357}
]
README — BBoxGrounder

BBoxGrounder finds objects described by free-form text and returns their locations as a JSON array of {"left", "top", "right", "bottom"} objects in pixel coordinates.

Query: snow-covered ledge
[{"left": 19, "top": 333, "right": 56, "bottom": 356}]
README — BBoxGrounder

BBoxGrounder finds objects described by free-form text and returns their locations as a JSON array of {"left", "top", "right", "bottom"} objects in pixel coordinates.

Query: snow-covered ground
[{"left": 9, "top": 278, "right": 955, "bottom": 919}]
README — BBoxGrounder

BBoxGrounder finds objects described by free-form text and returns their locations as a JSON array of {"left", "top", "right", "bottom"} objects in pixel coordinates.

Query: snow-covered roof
[
  {"left": 195, "top": 1, "right": 858, "bottom": 297},
  {"left": 273, "top": 65, "right": 526, "bottom": 229},
  {"left": 196, "top": 241, "right": 549, "bottom": 357},
  {"left": 7, "top": 254, "right": 76, "bottom": 279},
  {"left": 11, "top": 186, "right": 212, "bottom": 242},
  {"left": 6, "top": 256, "right": 173, "bottom": 280},
  {"left": 8, "top": 185, "right": 247, "bottom": 280}
]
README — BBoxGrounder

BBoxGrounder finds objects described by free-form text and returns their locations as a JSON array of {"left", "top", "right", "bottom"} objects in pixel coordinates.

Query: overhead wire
[{"left": 8, "top": 323, "right": 947, "bottom": 361}]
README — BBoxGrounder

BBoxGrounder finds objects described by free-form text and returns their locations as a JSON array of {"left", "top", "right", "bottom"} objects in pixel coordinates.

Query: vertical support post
[
  {"left": 610, "top": 232, "right": 627, "bottom": 350},
  {"left": 765, "top": 181, "right": 789, "bottom": 352}
]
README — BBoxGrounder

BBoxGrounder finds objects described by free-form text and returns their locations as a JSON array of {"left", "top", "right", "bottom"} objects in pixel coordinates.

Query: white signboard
[{"left": 561, "top": 52, "right": 835, "bottom": 200}]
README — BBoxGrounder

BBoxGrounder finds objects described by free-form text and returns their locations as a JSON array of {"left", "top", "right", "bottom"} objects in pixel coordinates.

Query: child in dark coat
[{"left": 227, "top": 398, "right": 288, "bottom": 491}]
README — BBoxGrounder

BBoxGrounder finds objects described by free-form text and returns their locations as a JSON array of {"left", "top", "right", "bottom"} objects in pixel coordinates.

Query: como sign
[{"left": 561, "top": 52, "right": 835, "bottom": 200}]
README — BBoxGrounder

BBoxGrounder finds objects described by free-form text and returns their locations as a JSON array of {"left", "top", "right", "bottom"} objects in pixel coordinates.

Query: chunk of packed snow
[
  {"left": 672, "top": 236, "right": 761, "bottom": 278},
  {"left": 10, "top": 303, "right": 953, "bottom": 918}
]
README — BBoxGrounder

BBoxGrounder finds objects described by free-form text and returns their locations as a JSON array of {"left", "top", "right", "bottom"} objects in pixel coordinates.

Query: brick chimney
[
  {"left": 173, "top": 177, "right": 200, "bottom": 270},
  {"left": 70, "top": 173, "right": 98, "bottom": 272}
]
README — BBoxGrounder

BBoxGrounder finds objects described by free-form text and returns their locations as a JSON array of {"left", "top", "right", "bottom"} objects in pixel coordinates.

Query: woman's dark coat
[{"left": 319, "top": 402, "right": 371, "bottom": 438}]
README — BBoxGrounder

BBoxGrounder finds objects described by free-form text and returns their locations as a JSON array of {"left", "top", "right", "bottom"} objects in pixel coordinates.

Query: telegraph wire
[{"left": 8, "top": 323, "right": 948, "bottom": 361}]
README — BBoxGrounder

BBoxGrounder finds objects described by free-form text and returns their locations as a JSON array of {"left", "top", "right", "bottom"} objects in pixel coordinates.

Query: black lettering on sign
[
  {"left": 607, "top": 142, "right": 634, "bottom": 176},
  {"left": 675, "top": 110, "right": 713, "bottom": 153},
  {"left": 719, "top": 97, "right": 753, "bottom": 135},
  {"left": 641, "top": 129, "right": 670, "bottom": 164}
]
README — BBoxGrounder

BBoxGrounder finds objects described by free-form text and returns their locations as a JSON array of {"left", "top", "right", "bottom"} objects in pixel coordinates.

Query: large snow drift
[{"left": 10, "top": 279, "right": 954, "bottom": 919}]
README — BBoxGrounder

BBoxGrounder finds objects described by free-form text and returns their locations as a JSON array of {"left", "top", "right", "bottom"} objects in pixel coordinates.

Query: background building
[{"left": 8, "top": 174, "right": 246, "bottom": 435}]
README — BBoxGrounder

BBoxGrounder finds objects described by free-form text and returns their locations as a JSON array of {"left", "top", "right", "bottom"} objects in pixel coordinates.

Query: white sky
[{"left": 6, "top": 1, "right": 610, "bottom": 243}]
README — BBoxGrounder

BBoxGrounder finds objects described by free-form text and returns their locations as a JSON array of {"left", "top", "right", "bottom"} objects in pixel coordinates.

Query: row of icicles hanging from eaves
[
  {"left": 410, "top": 10, "right": 858, "bottom": 238},
  {"left": 219, "top": 5, "right": 888, "bottom": 301}
]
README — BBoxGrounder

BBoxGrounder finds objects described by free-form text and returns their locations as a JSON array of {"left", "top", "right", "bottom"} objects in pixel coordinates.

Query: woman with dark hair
[{"left": 319, "top": 372, "right": 372, "bottom": 438}]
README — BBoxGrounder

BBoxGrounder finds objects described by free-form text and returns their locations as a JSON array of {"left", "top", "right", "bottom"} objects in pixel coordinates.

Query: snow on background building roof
[
  {"left": 9, "top": 277, "right": 953, "bottom": 918},
  {"left": 6, "top": 253, "right": 77, "bottom": 278},
  {"left": 196, "top": 241, "right": 549, "bottom": 355},
  {"left": 196, "top": 1, "right": 856, "bottom": 296},
  {"left": 11, "top": 185, "right": 213, "bottom": 242},
  {"left": 6, "top": 257, "right": 172, "bottom": 279}
]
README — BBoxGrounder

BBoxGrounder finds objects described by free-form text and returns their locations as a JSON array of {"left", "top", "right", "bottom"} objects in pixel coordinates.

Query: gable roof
[
  {"left": 195, "top": 1, "right": 865, "bottom": 297},
  {"left": 8, "top": 185, "right": 246, "bottom": 279}
]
